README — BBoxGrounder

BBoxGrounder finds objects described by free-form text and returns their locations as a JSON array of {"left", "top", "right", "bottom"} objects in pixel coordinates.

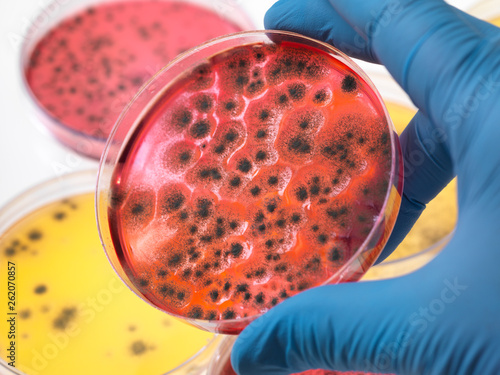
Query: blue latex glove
[{"left": 232, "top": 1, "right": 500, "bottom": 374}]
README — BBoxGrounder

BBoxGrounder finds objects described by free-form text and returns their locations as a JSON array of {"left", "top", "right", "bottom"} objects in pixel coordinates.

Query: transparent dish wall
[
  {"left": 96, "top": 30, "right": 404, "bottom": 334},
  {"left": 19, "top": 0, "right": 254, "bottom": 159},
  {"left": 0, "top": 170, "right": 218, "bottom": 375}
]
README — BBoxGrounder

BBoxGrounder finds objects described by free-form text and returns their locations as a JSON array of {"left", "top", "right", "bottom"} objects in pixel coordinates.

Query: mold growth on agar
[
  {"left": 108, "top": 39, "right": 395, "bottom": 324},
  {"left": 24, "top": 0, "right": 244, "bottom": 150}
]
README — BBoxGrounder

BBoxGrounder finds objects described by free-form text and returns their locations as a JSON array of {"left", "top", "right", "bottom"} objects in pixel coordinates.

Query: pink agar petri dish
[
  {"left": 20, "top": 0, "right": 252, "bottom": 159},
  {"left": 96, "top": 30, "right": 404, "bottom": 334}
]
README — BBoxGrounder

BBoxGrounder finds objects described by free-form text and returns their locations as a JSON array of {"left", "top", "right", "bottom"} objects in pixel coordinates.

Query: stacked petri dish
[
  {"left": 20, "top": 0, "right": 253, "bottom": 159},
  {"left": 0, "top": 170, "right": 219, "bottom": 375}
]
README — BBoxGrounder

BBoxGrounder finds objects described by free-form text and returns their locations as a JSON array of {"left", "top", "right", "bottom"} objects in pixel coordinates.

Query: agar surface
[
  {"left": 25, "top": 1, "right": 242, "bottom": 142},
  {"left": 109, "top": 41, "right": 394, "bottom": 323}
]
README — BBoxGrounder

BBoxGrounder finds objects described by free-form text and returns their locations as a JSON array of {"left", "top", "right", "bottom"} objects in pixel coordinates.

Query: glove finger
[
  {"left": 264, "top": 0, "right": 380, "bottom": 62},
  {"left": 377, "top": 110, "right": 453, "bottom": 263}
]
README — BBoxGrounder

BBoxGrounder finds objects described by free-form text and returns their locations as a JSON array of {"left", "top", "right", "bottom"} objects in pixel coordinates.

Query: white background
[{"left": 0, "top": 0, "right": 481, "bottom": 208}]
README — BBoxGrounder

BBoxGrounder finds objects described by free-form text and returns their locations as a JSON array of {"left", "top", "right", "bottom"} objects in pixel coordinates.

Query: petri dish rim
[
  {"left": 96, "top": 29, "right": 403, "bottom": 332},
  {"left": 18, "top": 0, "right": 255, "bottom": 159},
  {"left": 0, "top": 169, "right": 220, "bottom": 375}
]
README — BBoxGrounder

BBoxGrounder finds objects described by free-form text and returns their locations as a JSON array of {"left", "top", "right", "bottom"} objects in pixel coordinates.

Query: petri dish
[
  {"left": 361, "top": 70, "right": 457, "bottom": 263},
  {"left": 20, "top": 0, "right": 253, "bottom": 159},
  {"left": 96, "top": 30, "right": 404, "bottom": 334},
  {"left": 0, "top": 170, "right": 217, "bottom": 375},
  {"left": 208, "top": 333, "right": 393, "bottom": 375}
]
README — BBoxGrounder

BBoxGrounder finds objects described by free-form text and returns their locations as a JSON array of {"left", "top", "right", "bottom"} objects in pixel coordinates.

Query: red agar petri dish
[
  {"left": 96, "top": 31, "right": 404, "bottom": 334},
  {"left": 20, "top": 0, "right": 252, "bottom": 159}
]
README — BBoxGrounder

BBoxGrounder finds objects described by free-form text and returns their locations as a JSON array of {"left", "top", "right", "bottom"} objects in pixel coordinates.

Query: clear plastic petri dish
[
  {"left": 360, "top": 69, "right": 457, "bottom": 264},
  {"left": 19, "top": 0, "right": 253, "bottom": 160},
  {"left": 96, "top": 30, "right": 404, "bottom": 334},
  {"left": 0, "top": 170, "right": 218, "bottom": 375}
]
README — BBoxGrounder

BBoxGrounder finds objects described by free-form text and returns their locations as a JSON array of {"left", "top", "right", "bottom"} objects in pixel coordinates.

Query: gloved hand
[{"left": 231, "top": 1, "right": 500, "bottom": 374}]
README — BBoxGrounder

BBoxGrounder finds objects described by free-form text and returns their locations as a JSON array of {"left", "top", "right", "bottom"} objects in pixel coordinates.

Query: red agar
[{"left": 108, "top": 40, "right": 400, "bottom": 330}]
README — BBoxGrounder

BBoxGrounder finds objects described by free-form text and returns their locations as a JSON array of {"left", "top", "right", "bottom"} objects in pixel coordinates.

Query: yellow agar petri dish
[{"left": 0, "top": 170, "right": 217, "bottom": 375}]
